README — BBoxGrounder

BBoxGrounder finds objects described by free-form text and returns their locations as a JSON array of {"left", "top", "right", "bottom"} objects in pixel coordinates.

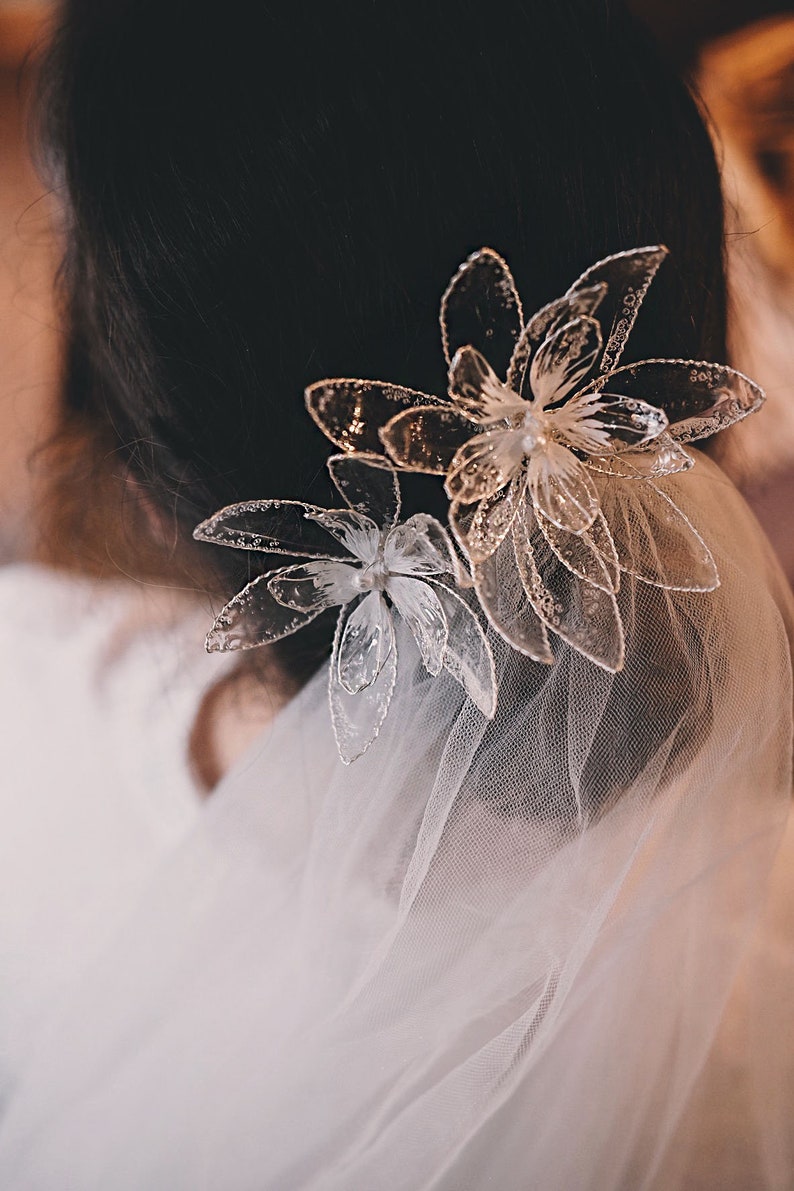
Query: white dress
[{"left": 0, "top": 565, "right": 230, "bottom": 1095}]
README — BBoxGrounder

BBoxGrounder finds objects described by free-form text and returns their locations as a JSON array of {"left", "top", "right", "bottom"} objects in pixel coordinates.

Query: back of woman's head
[{"left": 41, "top": 0, "right": 728, "bottom": 700}]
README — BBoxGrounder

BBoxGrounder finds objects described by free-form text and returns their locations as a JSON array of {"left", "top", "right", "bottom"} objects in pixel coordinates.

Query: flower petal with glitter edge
[
  {"left": 329, "top": 605, "right": 397, "bottom": 765},
  {"left": 388, "top": 576, "right": 448, "bottom": 677},
  {"left": 446, "top": 428, "right": 524, "bottom": 505},
  {"left": 267, "top": 560, "right": 361, "bottom": 613},
  {"left": 567, "top": 245, "right": 669, "bottom": 373},
  {"left": 448, "top": 346, "right": 527, "bottom": 424},
  {"left": 428, "top": 579, "right": 497, "bottom": 717},
  {"left": 328, "top": 452, "right": 400, "bottom": 527},
  {"left": 205, "top": 571, "right": 324, "bottom": 652},
  {"left": 473, "top": 534, "right": 554, "bottom": 663},
  {"left": 591, "top": 359, "right": 764, "bottom": 442},
  {"left": 384, "top": 514, "right": 462, "bottom": 580},
  {"left": 304, "top": 508, "right": 381, "bottom": 564},
  {"left": 514, "top": 501, "right": 625, "bottom": 673},
  {"left": 440, "top": 247, "right": 523, "bottom": 378},
  {"left": 536, "top": 510, "right": 619, "bottom": 594},
  {"left": 584, "top": 433, "right": 693, "bottom": 480},
  {"left": 529, "top": 316, "right": 603, "bottom": 409},
  {"left": 193, "top": 500, "right": 348, "bottom": 559},
  {"left": 450, "top": 472, "right": 524, "bottom": 565},
  {"left": 305, "top": 379, "right": 443, "bottom": 454},
  {"left": 337, "top": 591, "right": 394, "bottom": 694},
  {"left": 507, "top": 284, "right": 607, "bottom": 397},
  {"left": 380, "top": 405, "right": 474, "bottom": 474},
  {"left": 549, "top": 392, "right": 667, "bottom": 454},
  {"left": 527, "top": 442, "right": 600, "bottom": 534}
]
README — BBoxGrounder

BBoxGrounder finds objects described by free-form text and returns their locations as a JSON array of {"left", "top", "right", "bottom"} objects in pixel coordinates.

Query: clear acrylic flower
[
  {"left": 194, "top": 452, "right": 496, "bottom": 763},
  {"left": 305, "top": 246, "right": 765, "bottom": 673}
]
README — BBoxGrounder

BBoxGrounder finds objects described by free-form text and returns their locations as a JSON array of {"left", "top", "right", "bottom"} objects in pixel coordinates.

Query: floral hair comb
[
  {"left": 197, "top": 246, "right": 763, "bottom": 761},
  {"left": 307, "top": 246, "right": 763, "bottom": 673},
  {"left": 194, "top": 451, "right": 496, "bottom": 763}
]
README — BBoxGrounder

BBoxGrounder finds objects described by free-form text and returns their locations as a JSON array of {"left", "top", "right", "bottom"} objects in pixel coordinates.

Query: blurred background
[{"left": 0, "top": 0, "right": 60, "bottom": 564}]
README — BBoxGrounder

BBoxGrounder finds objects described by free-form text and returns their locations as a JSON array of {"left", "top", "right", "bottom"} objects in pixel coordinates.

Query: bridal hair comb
[
  {"left": 197, "top": 245, "right": 764, "bottom": 761},
  {"left": 307, "top": 246, "right": 763, "bottom": 673}
]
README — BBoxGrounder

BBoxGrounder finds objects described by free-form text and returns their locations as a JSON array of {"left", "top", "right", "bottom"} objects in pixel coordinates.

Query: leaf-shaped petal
[
  {"left": 593, "top": 473, "right": 719, "bottom": 591},
  {"left": 529, "top": 316, "right": 602, "bottom": 409},
  {"left": 384, "top": 514, "right": 462, "bottom": 579},
  {"left": 337, "top": 591, "right": 394, "bottom": 694},
  {"left": 527, "top": 441, "right": 600, "bottom": 533},
  {"left": 306, "top": 379, "right": 443, "bottom": 454},
  {"left": 387, "top": 576, "right": 448, "bottom": 677},
  {"left": 267, "top": 560, "right": 360, "bottom": 612},
  {"left": 514, "top": 501, "right": 625, "bottom": 673},
  {"left": 328, "top": 452, "right": 400, "bottom": 527},
  {"left": 507, "top": 284, "right": 607, "bottom": 397},
  {"left": 536, "top": 510, "right": 619, "bottom": 594},
  {"left": 193, "top": 500, "right": 347, "bottom": 558},
  {"left": 427, "top": 579, "right": 497, "bottom": 717},
  {"left": 567, "top": 245, "right": 669, "bottom": 373},
  {"left": 448, "top": 346, "right": 527, "bottom": 424},
  {"left": 329, "top": 606, "right": 397, "bottom": 765},
  {"left": 591, "top": 359, "right": 765, "bottom": 443},
  {"left": 305, "top": 508, "right": 381, "bottom": 564},
  {"left": 380, "top": 405, "right": 474, "bottom": 474},
  {"left": 440, "top": 247, "right": 523, "bottom": 378},
  {"left": 445, "top": 427, "right": 524, "bottom": 505},
  {"left": 550, "top": 391, "right": 668, "bottom": 455},
  {"left": 205, "top": 571, "right": 323, "bottom": 653},
  {"left": 450, "top": 472, "right": 524, "bottom": 565},
  {"left": 584, "top": 433, "right": 693, "bottom": 479},
  {"left": 472, "top": 533, "right": 554, "bottom": 663}
]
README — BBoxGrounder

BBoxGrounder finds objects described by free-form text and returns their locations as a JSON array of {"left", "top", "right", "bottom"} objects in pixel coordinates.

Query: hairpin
[
  {"left": 194, "top": 451, "right": 496, "bottom": 763},
  {"left": 306, "top": 246, "right": 764, "bottom": 673}
]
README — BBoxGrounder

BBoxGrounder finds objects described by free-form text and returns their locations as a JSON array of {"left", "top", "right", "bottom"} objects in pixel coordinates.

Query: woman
[{"left": 0, "top": 0, "right": 791, "bottom": 1186}]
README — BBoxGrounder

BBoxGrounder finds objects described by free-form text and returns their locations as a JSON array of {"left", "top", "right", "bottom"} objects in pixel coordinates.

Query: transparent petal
[
  {"left": 527, "top": 441, "right": 600, "bottom": 533},
  {"left": 267, "top": 560, "right": 360, "bottom": 612},
  {"left": 205, "top": 571, "right": 322, "bottom": 653},
  {"left": 507, "top": 284, "right": 607, "bottom": 397},
  {"left": 337, "top": 591, "right": 394, "bottom": 694},
  {"left": 305, "top": 379, "right": 443, "bottom": 454},
  {"left": 528, "top": 316, "right": 602, "bottom": 409},
  {"left": 440, "top": 247, "right": 523, "bottom": 378},
  {"left": 193, "top": 499, "right": 347, "bottom": 558},
  {"left": 448, "top": 346, "right": 527, "bottom": 424},
  {"left": 450, "top": 471, "right": 524, "bottom": 565},
  {"left": 328, "top": 452, "right": 400, "bottom": 527},
  {"left": 567, "top": 245, "right": 669, "bottom": 373},
  {"left": 593, "top": 473, "right": 719, "bottom": 592},
  {"left": 384, "top": 514, "right": 461, "bottom": 579},
  {"left": 536, "top": 510, "right": 619, "bottom": 594},
  {"left": 387, "top": 576, "right": 448, "bottom": 677},
  {"left": 550, "top": 391, "right": 667, "bottom": 455},
  {"left": 584, "top": 432, "right": 693, "bottom": 479},
  {"left": 473, "top": 533, "right": 554, "bottom": 663},
  {"left": 592, "top": 359, "right": 765, "bottom": 443},
  {"left": 514, "top": 501, "right": 625, "bottom": 673},
  {"left": 305, "top": 508, "right": 381, "bottom": 564},
  {"left": 380, "top": 405, "right": 473, "bottom": 474},
  {"left": 445, "top": 428, "right": 524, "bottom": 505},
  {"left": 427, "top": 579, "right": 497, "bottom": 717},
  {"left": 329, "top": 606, "right": 397, "bottom": 765}
]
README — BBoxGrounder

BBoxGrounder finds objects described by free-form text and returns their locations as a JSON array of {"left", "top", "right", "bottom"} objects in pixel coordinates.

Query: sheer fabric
[{"left": 0, "top": 456, "right": 791, "bottom": 1189}]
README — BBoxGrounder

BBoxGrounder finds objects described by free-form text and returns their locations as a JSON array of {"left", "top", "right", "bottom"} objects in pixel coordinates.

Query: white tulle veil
[{"left": 0, "top": 447, "right": 791, "bottom": 1189}]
